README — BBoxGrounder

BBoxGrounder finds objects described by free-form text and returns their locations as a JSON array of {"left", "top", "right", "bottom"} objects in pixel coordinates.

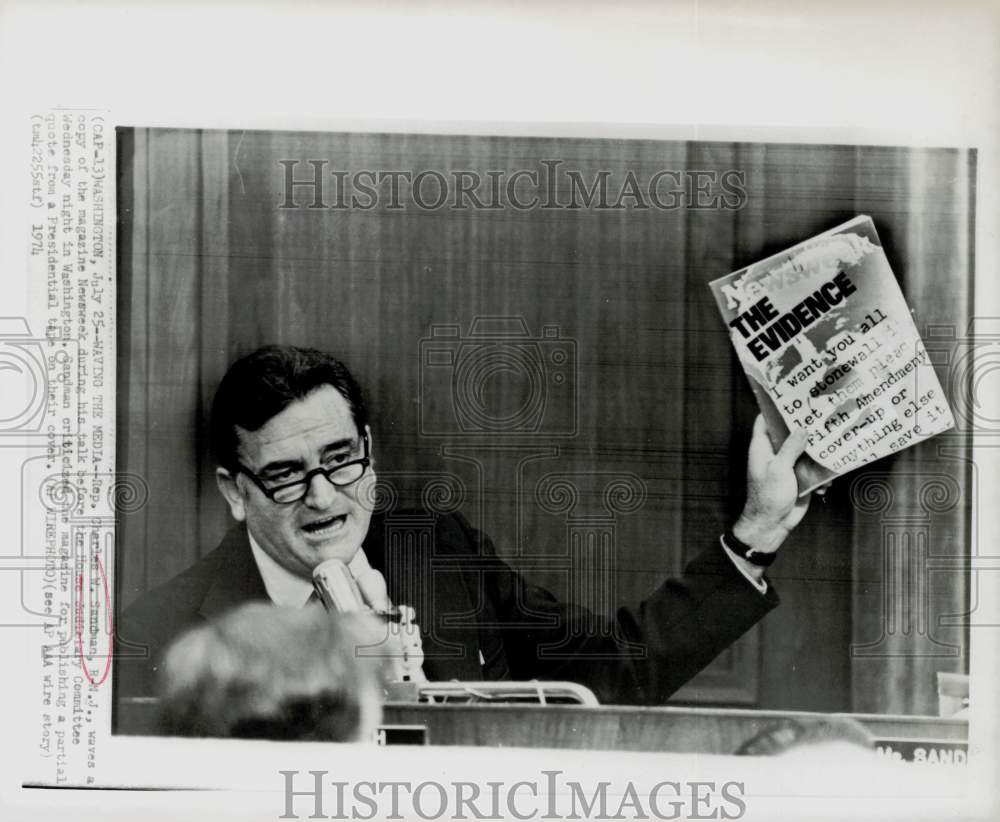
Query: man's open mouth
[{"left": 301, "top": 514, "right": 347, "bottom": 535}]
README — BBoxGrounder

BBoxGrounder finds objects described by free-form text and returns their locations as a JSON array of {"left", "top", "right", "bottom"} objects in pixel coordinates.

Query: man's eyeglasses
[{"left": 235, "top": 434, "right": 370, "bottom": 504}]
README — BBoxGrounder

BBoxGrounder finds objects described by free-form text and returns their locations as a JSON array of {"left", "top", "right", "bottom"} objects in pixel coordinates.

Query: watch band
[{"left": 723, "top": 529, "right": 777, "bottom": 567}]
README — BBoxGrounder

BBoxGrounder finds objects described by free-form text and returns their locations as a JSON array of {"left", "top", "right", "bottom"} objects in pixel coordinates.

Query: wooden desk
[
  {"left": 118, "top": 697, "right": 967, "bottom": 758},
  {"left": 382, "top": 703, "right": 967, "bottom": 755}
]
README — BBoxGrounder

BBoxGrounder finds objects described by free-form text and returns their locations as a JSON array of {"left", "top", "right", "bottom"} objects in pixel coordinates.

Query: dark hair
[{"left": 209, "top": 345, "right": 368, "bottom": 473}]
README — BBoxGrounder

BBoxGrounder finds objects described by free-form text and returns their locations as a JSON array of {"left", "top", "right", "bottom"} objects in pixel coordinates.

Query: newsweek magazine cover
[{"left": 709, "top": 216, "right": 955, "bottom": 494}]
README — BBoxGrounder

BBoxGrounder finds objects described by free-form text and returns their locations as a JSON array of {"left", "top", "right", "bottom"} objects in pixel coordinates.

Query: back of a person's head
[
  {"left": 734, "top": 715, "right": 875, "bottom": 757},
  {"left": 158, "top": 603, "right": 387, "bottom": 742}
]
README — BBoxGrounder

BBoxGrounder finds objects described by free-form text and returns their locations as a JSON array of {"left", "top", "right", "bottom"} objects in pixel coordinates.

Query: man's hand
[
  {"left": 355, "top": 567, "right": 392, "bottom": 612},
  {"left": 732, "top": 414, "right": 811, "bottom": 557}
]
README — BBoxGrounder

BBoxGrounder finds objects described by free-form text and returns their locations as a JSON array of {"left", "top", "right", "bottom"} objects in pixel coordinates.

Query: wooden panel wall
[{"left": 116, "top": 130, "right": 973, "bottom": 712}]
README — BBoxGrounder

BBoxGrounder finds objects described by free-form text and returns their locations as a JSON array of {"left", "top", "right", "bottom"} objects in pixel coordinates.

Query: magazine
[{"left": 709, "top": 216, "right": 954, "bottom": 495}]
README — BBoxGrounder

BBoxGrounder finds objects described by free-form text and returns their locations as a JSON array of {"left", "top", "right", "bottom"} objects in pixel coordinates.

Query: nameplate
[{"left": 873, "top": 737, "right": 968, "bottom": 765}]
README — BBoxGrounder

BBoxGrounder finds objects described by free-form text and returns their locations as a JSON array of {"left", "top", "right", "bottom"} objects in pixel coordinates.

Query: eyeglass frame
[{"left": 232, "top": 432, "right": 371, "bottom": 504}]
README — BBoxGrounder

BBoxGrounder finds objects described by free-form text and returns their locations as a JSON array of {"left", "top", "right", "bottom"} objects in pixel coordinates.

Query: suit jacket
[{"left": 115, "top": 511, "right": 778, "bottom": 707}]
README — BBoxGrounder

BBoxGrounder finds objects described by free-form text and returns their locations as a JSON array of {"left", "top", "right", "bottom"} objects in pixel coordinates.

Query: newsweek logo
[{"left": 720, "top": 232, "right": 876, "bottom": 312}]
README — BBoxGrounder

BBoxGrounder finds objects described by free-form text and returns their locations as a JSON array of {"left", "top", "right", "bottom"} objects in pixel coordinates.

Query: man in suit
[{"left": 117, "top": 345, "right": 812, "bottom": 708}]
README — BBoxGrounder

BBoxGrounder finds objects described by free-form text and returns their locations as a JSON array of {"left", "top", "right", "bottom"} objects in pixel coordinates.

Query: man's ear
[
  {"left": 216, "top": 467, "right": 247, "bottom": 522},
  {"left": 365, "top": 425, "right": 375, "bottom": 469},
  {"left": 357, "top": 425, "right": 378, "bottom": 513}
]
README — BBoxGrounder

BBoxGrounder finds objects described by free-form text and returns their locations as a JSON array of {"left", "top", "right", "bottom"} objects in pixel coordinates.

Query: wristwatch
[{"left": 723, "top": 529, "right": 777, "bottom": 567}]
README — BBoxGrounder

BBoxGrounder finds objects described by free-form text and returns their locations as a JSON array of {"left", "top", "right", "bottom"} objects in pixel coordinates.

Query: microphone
[
  {"left": 311, "top": 558, "right": 426, "bottom": 687},
  {"left": 312, "top": 558, "right": 366, "bottom": 614}
]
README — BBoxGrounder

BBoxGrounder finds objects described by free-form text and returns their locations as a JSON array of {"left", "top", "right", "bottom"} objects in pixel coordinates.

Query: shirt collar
[{"left": 248, "top": 531, "right": 372, "bottom": 608}]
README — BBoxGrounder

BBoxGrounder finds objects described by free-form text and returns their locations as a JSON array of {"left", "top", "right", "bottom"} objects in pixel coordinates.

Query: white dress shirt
[
  {"left": 720, "top": 537, "right": 769, "bottom": 594},
  {"left": 248, "top": 534, "right": 374, "bottom": 608}
]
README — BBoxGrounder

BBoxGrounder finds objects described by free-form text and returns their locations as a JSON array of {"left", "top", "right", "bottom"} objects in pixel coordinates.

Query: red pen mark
[{"left": 76, "top": 553, "right": 113, "bottom": 686}]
